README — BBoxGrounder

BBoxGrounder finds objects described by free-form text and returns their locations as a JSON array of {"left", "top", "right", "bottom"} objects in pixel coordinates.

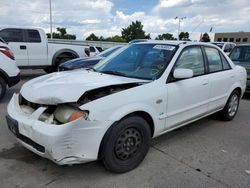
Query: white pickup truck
[{"left": 0, "top": 27, "right": 89, "bottom": 72}]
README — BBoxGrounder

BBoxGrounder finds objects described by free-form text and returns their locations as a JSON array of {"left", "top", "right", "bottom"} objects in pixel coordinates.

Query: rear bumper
[{"left": 8, "top": 73, "right": 20, "bottom": 87}]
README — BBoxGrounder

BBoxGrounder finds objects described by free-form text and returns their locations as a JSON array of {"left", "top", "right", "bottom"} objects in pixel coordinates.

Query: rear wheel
[
  {"left": 44, "top": 54, "right": 77, "bottom": 73},
  {"left": 101, "top": 116, "right": 151, "bottom": 173},
  {"left": 220, "top": 90, "right": 240, "bottom": 121},
  {"left": 0, "top": 77, "right": 7, "bottom": 100},
  {"left": 43, "top": 66, "right": 55, "bottom": 73}
]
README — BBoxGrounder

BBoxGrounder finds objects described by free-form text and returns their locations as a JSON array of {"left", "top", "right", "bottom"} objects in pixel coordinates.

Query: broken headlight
[{"left": 54, "top": 105, "right": 89, "bottom": 124}]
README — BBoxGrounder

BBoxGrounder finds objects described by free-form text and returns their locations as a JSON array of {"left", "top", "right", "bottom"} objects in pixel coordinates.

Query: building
[{"left": 214, "top": 32, "right": 250, "bottom": 44}]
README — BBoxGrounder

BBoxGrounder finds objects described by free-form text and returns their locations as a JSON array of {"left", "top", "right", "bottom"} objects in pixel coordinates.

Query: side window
[
  {"left": 220, "top": 53, "right": 231, "bottom": 70},
  {"left": 90, "top": 46, "right": 95, "bottom": 52},
  {"left": 175, "top": 47, "right": 205, "bottom": 76},
  {"left": 0, "top": 29, "right": 24, "bottom": 42},
  {"left": 27, "top": 29, "right": 41, "bottom": 43},
  {"left": 205, "top": 47, "right": 223, "bottom": 73}
]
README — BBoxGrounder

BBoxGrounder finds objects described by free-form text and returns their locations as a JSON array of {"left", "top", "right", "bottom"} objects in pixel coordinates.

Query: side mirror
[{"left": 173, "top": 68, "right": 193, "bottom": 79}]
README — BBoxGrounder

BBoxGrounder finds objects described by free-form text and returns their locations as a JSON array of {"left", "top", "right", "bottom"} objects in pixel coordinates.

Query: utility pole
[
  {"left": 49, "top": 0, "right": 53, "bottom": 39},
  {"left": 175, "top": 16, "right": 186, "bottom": 40}
]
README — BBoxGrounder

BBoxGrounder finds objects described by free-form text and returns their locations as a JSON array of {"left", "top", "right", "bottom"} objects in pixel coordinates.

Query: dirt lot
[{"left": 0, "top": 70, "right": 250, "bottom": 188}]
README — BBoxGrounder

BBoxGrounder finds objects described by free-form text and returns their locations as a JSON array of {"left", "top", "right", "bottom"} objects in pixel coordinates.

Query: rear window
[
  {"left": 230, "top": 46, "right": 250, "bottom": 63},
  {"left": 211, "top": 43, "right": 223, "bottom": 49},
  {"left": 0, "top": 29, "right": 24, "bottom": 42},
  {"left": 27, "top": 29, "right": 41, "bottom": 43},
  {"left": 205, "top": 47, "right": 223, "bottom": 72}
]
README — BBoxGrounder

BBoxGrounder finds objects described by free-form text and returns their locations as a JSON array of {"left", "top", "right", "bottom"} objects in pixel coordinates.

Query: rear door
[
  {"left": 204, "top": 47, "right": 234, "bottom": 112},
  {"left": 0, "top": 28, "right": 28, "bottom": 66},
  {"left": 166, "top": 46, "right": 210, "bottom": 129},
  {"left": 25, "top": 29, "right": 47, "bottom": 66}
]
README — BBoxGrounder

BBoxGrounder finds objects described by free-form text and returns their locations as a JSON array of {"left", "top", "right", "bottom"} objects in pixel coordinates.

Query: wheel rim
[
  {"left": 114, "top": 127, "right": 142, "bottom": 161},
  {"left": 228, "top": 94, "right": 239, "bottom": 117}
]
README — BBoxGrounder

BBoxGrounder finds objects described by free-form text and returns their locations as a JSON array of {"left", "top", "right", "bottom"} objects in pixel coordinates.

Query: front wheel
[
  {"left": 101, "top": 116, "right": 151, "bottom": 173},
  {"left": 0, "top": 77, "right": 7, "bottom": 100},
  {"left": 220, "top": 90, "right": 240, "bottom": 121}
]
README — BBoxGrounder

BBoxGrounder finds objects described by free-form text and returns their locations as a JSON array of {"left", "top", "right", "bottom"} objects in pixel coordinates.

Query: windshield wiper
[{"left": 100, "top": 70, "right": 127, "bottom": 77}]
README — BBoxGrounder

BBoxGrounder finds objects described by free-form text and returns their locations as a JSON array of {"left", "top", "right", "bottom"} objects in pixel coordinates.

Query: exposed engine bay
[{"left": 77, "top": 83, "right": 142, "bottom": 105}]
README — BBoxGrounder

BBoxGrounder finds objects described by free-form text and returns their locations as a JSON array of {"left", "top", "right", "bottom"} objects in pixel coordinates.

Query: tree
[
  {"left": 106, "top": 35, "right": 126, "bottom": 42},
  {"left": 201, "top": 33, "right": 211, "bottom": 42},
  {"left": 46, "top": 27, "right": 76, "bottom": 40},
  {"left": 179, "top": 32, "right": 189, "bottom": 40},
  {"left": 86, "top": 33, "right": 100, "bottom": 41},
  {"left": 155, "top": 33, "right": 177, "bottom": 40},
  {"left": 121, "top": 21, "right": 150, "bottom": 42}
]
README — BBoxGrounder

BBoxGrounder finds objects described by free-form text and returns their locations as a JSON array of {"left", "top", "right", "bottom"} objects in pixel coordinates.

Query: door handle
[
  {"left": 202, "top": 81, "right": 209, "bottom": 85},
  {"left": 20, "top": 45, "right": 26, "bottom": 50}
]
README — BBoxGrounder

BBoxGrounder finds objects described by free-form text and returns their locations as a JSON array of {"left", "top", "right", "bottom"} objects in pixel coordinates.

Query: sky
[{"left": 0, "top": 0, "right": 250, "bottom": 41}]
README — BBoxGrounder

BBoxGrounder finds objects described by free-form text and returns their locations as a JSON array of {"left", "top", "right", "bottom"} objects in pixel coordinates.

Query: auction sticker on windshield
[{"left": 153, "top": 45, "right": 176, "bottom": 51}]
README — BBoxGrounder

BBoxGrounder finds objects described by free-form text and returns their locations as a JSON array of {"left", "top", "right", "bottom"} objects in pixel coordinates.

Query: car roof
[
  {"left": 235, "top": 44, "right": 250, "bottom": 47},
  {"left": 134, "top": 40, "right": 219, "bottom": 47},
  {"left": 0, "top": 26, "right": 43, "bottom": 31}
]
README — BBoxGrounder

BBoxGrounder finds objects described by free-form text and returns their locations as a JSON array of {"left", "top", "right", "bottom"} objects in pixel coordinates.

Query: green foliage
[
  {"left": 121, "top": 21, "right": 150, "bottom": 42},
  {"left": 85, "top": 34, "right": 126, "bottom": 42},
  {"left": 46, "top": 27, "right": 76, "bottom": 40},
  {"left": 179, "top": 32, "right": 189, "bottom": 40},
  {"left": 155, "top": 33, "right": 177, "bottom": 40},
  {"left": 201, "top": 33, "right": 211, "bottom": 42},
  {"left": 86, "top": 33, "right": 100, "bottom": 41},
  {"left": 105, "top": 35, "right": 126, "bottom": 42}
]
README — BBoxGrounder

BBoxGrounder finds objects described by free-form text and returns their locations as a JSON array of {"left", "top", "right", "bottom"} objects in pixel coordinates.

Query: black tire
[
  {"left": 220, "top": 90, "right": 240, "bottom": 121},
  {"left": 101, "top": 116, "right": 151, "bottom": 173},
  {"left": 43, "top": 66, "right": 55, "bottom": 73},
  {"left": 0, "top": 76, "right": 7, "bottom": 100},
  {"left": 44, "top": 57, "right": 73, "bottom": 73},
  {"left": 55, "top": 57, "right": 71, "bottom": 68}
]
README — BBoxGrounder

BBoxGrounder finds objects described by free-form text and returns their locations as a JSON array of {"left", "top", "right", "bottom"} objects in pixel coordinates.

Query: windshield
[
  {"left": 229, "top": 46, "right": 250, "bottom": 64},
  {"left": 98, "top": 46, "right": 122, "bottom": 58},
  {"left": 212, "top": 43, "right": 223, "bottom": 49},
  {"left": 94, "top": 43, "right": 178, "bottom": 80}
]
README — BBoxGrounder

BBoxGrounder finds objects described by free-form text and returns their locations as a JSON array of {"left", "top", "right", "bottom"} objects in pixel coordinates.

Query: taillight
[{"left": 0, "top": 46, "right": 15, "bottom": 60}]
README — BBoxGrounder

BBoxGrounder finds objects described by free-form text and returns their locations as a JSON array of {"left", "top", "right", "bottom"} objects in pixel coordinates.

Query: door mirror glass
[{"left": 173, "top": 68, "right": 193, "bottom": 79}]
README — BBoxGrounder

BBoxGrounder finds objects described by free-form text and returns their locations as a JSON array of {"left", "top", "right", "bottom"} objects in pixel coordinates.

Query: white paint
[{"left": 7, "top": 41, "right": 247, "bottom": 166}]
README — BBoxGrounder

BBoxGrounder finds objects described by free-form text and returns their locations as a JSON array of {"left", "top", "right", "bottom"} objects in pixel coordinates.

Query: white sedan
[{"left": 6, "top": 41, "right": 246, "bottom": 173}]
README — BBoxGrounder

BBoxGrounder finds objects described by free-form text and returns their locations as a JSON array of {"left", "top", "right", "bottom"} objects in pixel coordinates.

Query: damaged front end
[
  {"left": 19, "top": 95, "right": 89, "bottom": 125},
  {"left": 7, "top": 93, "right": 113, "bottom": 164},
  {"left": 77, "top": 83, "right": 142, "bottom": 105},
  {"left": 19, "top": 83, "right": 142, "bottom": 124}
]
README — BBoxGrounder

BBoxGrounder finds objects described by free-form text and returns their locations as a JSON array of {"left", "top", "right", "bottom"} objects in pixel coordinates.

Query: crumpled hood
[{"left": 21, "top": 70, "right": 145, "bottom": 104}]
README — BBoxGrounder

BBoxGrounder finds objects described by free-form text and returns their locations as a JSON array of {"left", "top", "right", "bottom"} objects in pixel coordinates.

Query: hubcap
[
  {"left": 228, "top": 94, "right": 239, "bottom": 117},
  {"left": 115, "top": 127, "right": 142, "bottom": 161}
]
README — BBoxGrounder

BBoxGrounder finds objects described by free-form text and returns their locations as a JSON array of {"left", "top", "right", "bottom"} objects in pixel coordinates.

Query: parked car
[
  {"left": 211, "top": 42, "right": 236, "bottom": 55},
  {"left": 6, "top": 41, "right": 246, "bottom": 173},
  {"left": 229, "top": 44, "right": 250, "bottom": 93},
  {"left": 0, "top": 27, "right": 89, "bottom": 72},
  {"left": 0, "top": 41, "right": 20, "bottom": 100},
  {"left": 58, "top": 45, "right": 123, "bottom": 71},
  {"left": 89, "top": 46, "right": 102, "bottom": 57}
]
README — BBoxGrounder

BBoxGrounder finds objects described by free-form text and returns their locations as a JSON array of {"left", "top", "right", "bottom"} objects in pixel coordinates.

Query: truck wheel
[
  {"left": 43, "top": 66, "right": 55, "bottom": 73},
  {"left": 220, "top": 90, "right": 240, "bottom": 121},
  {"left": 0, "top": 77, "right": 7, "bottom": 100},
  {"left": 101, "top": 116, "right": 151, "bottom": 173},
  {"left": 55, "top": 57, "right": 72, "bottom": 69}
]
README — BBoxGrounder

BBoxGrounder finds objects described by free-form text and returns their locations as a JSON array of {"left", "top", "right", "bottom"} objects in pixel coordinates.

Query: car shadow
[{"left": 242, "top": 92, "right": 250, "bottom": 100}]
